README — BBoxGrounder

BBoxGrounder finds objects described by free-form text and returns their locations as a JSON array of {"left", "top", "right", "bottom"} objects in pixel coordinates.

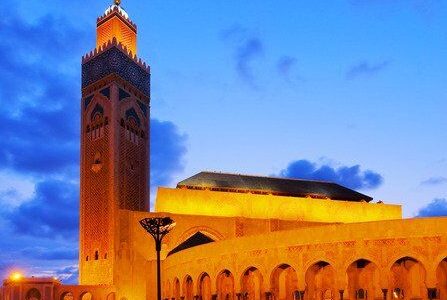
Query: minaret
[{"left": 79, "top": 0, "right": 150, "bottom": 285}]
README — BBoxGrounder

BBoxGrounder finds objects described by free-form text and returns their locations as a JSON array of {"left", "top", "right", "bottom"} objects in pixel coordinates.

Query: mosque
[{"left": 1, "top": 1, "right": 447, "bottom": 300}]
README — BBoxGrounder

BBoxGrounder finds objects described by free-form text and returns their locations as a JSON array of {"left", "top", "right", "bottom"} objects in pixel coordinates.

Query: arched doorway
[
  {"left": 26, "top": 288, "right": 41, "bottom": 300},
  {"left": 173, "top": 277, "right": 181, "bottom": 300},
  {"left": 241, "top": 267, "right": 264, "bottom": 300},
  {"left": 270, "top": 264, "right": 298, "bottom": 300},
  {"left": 346, "top": 259, "right": 380, "bottom": 299},
  {"left": 106, "top": 293, "right": 115, "bottom": 300},
  {"left": 183, "top": 275, "right": 194, "bottom": 300},
  {"left": 80, "top": 292, "right": 93, "bottom": 300},
  {"left": 305, "top": 261, "right": 336, "bottom": 300},
  {"left": 390, "top": 257, "right": 426, "bottom": 299},
  {"left": 61, "top": 292, "right": 74, "bottom": 300},
  {"left": 217, "top": 270, "right": 235, "bottom": 300},
  {"left": 436, "top": 258, "right": 447, "bottom": 299},
  {"left": 198, "top": 273, "right": 212, "bottom": 300}
]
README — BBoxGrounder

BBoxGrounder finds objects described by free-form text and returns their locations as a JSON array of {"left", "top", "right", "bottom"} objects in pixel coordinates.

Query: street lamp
[{"left": 140, "top": 217, "right": 176, "bottom": 300}]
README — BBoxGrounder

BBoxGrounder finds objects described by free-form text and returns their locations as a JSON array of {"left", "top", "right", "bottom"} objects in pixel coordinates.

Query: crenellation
[
  {"left": 81, "top": 41, "right": 149, "bottom": 71},
  {"left": 96, "top": 6, "right": 137, "bottom": 29}
]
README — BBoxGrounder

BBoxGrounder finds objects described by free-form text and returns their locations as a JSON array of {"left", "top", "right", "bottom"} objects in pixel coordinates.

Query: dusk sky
[{"left": 1, "top": 0, "right": 447, "bottom": 283}]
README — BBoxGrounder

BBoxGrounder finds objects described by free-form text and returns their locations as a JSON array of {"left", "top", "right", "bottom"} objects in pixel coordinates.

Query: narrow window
[{"left": 95, "top": 251, "right": 99, "bottom": 260}]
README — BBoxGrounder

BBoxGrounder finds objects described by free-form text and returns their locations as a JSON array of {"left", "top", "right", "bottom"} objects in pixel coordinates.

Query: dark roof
[
  {"left": 167, "top": 232, "right": 215, "bottom": 257},
  {"left": 177, "top": 172, "right": 373, "bottom": 202}
]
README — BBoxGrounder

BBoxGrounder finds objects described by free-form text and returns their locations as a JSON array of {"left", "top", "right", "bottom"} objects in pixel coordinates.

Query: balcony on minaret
[{"left": 96, "top": 2, "right": 137, "bottom": 55}]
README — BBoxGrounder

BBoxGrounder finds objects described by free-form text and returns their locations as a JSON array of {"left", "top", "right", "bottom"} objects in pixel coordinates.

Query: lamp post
[{"left": 140, "top": 217, "right": 176, "bottom": 300}]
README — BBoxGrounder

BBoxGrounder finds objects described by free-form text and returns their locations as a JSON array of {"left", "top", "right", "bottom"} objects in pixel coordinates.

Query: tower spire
[{"left": 97, "top": 0, "right": 137, "bottom": 54}]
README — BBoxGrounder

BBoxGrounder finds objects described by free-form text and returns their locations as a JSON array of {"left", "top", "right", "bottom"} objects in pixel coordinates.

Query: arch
[
  {"left": 26, "top": 288, "right": 41, "bottom": 300},
  {"left": 183, "top": 275, "right": 194, "bottom": 300},
  {"left": 241, "top": 266, "right": 264, "bottom": 300},
  {"left": 305, "top": 261, "right": 336, "bottom": 300},
  {"left": 303, "top": 257, "right": 337, "bottom": 275},
  {"left": 106, "top": 293, "right": 115, "bottom": 300},
  {"left": 176, "top": 226, "right": 224, "bottom": 246},
  {"left": 168, "top": 232, "right": 215, "bottom": 257},
  {"left": 390, "top": 256, "right": 427, "bottom": 299},
  {"left": 217, "top": 269, "right": 235, "bottom": 300},
  {"left": 60, "top": 292, "right": 74, "bottom": 300},
  {"left": 80, "top": 292, "right": 93, "bottom": 300},
  {"left": 270, "top": 264, "right": 298, "bottom": 300},
  {"left": 173, "top": 277, "right": 181, "bottom": 300},
  {"left": 346, "top": 259, "right": 380, "bottom": 300},
  {"left": 125, "top": 107, "right": 141, "bottom": 127},
  {"left": 198, "top": 272, "right": 212, "bottom": 300},
  {"left": 90, "top": 103, "right": 104, "bottom": 121},
  {"left": 436, "top": 257, "right": 447, "bottom": 299}
]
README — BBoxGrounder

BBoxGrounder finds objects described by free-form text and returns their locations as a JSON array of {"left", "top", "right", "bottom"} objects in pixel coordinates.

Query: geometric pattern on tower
[{"left": 82, "top": 46, "right": 150, "bottom": 97}]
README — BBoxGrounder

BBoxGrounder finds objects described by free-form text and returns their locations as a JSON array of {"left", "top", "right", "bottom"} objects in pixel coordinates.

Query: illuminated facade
[{"left": 2, "top": 2, "right": 447, "bottom": 300}]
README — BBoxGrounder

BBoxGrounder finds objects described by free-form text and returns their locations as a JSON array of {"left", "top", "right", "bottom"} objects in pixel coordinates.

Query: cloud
[
  {"left": 56, "top": 265, "right": 79, "bottom": 284},
  {"left": 235, "top": 38, "right": 264, "bottom": 81},
  {"left": 0, "top": 8, "right": 88, "bottom": 177},
  {"left": 221, "top": 26, "right": 264, "bottom": 84},
  {"left": 20, "top": 247, "right": 78, "bottom": 261},
  {"left": 0, "top": 6, "right": 188, "bottom": 183},
  {"left": 346, "top": 60, "right": 391, "bottom": 79},
  {"left": 151, "top": 119, "right": 187, "bottom": 189},
  {"left": 421, "top": 177, "right": 447, "bottom": 186},
  {"left": 277, "top": 56, "right": 297, "bottom": 78},
  {"left": 5, "top": 179, "right": 79, "bottom": 239},
  {"left": 278, "top": 159, "right": 383, "bottom": 190},
  {"left": 417, "top": 198, "right": 447, "bottom": 217}
]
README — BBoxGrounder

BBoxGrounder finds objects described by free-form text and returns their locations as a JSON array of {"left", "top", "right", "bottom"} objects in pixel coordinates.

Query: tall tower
[{"left": 79, "top": 1, "right": 150, "bottom": 285}]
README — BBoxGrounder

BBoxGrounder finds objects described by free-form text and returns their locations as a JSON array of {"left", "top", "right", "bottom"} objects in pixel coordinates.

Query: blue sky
[{"left": 1, "top": 0, "right": 447, "bottom": 283}]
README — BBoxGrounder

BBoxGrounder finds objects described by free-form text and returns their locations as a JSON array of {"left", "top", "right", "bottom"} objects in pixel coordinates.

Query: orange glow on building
[{"left": 96, "top": 5, "right": 137, "bottom": 54}]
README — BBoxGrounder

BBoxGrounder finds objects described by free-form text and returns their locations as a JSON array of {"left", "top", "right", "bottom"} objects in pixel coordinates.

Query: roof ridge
[{"left": 196, "top": 170, "right": 337, "bottom": 185}]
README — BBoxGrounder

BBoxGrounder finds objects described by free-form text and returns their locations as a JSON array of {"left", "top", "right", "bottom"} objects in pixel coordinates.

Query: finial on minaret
[{"left": 114, "top": 0, "right": 121, "bottom": 5}]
